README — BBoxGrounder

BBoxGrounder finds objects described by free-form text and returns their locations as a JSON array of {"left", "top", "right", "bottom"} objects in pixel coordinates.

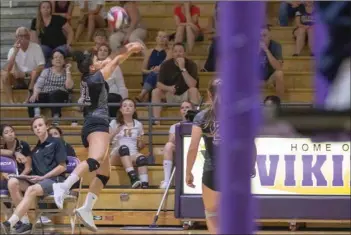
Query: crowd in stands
[
  {"left": 0, "top": 1, "right": 315, "bottom": 233},
  {"left": 0, "top": 1, "right": 316, "bottom": 106}
]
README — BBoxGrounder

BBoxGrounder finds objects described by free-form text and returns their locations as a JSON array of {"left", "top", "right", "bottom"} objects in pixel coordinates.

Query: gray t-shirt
[
  {"left": 193, "top": 109, "right": 219, "bottom": 172},
  {"left": 83, "top": 71, "right": 109, "bottom": 122}
]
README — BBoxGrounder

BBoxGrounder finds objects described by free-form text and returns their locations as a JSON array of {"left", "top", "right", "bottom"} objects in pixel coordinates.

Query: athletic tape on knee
[
  {"left": 96, "top": 174, "right": 110, "bottom": 187},
  {"left": 118, "top": 145, "right": 130, "bottom": 157},
  {"left": 136, "top": 155, "right": 148, "bottom": 167},
  {"left": 86, "top": 158, "right": 100, "bottom": 172},
  {"left": 205, "top": 210, "right": 217, "bottom": 218}
]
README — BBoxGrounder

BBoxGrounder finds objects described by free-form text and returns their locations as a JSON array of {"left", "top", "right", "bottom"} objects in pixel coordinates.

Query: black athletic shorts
[
  {"left": 81, "top": 116, "right": 109, "bottom": 148},
  {"left": 202, "top": 170, "right": 218, "bottom": 192}
]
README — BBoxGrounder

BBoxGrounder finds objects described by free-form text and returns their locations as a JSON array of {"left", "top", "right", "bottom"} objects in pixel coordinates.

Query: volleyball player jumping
[{"left": 52, "top": 42, "right": 144, "bottom": 232}]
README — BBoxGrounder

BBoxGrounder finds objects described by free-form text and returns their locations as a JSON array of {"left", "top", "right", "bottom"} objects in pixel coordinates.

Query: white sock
[
  {"left": 163, "top": 160, "right": 173, "bottom": 182},
  {"left": 81, "top": 192, "right": 98, "bottom": 211},
  {"left": 21, "top": 214, "right": 29, "bottom": 224},
  {"left": 8, "top": 214, "right": 19, "bottom": 227},
  {"left": 125, "top": 167, "right": 134, "bottom": 173},
  {"left": 62, "top": 173, "right": 80, "bottom": 190},
  {"left": 139, "top": 173, "right": 148, "bottom": 183}
]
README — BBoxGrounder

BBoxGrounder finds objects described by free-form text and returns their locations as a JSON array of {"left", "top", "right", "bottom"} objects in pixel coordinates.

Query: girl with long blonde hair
[{"left": 185, "top": 78, "right": 220, "bottom": 234}]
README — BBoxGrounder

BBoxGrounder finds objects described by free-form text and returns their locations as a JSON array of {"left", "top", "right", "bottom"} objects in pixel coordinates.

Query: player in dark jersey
[
  {"left": 185, "top": 79, "right": 256, "bottom": 234},
  {"left": 185, "top": 78, "right": 220, "bottom": 234},
  {"left": 52, "top": 42, "right": 144, "bottom": 232}
]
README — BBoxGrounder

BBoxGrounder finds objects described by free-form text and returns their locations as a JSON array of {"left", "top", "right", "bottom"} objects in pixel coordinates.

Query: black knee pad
[
  {"left": 96, "top": 174, "right": 110, "bottom": 187},
  {"left": 86, "top": 158, "right": 100, "bottom": 172},
  {"left": 136, "top": 155, "right": 148, "bottom": 167},
  {"left": 118, "top": 145, "right": 130, "bottom": 157}
]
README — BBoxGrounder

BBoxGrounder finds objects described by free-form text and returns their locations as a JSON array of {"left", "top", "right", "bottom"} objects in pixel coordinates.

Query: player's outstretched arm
[{"left": 100, "top": 42, "right": 144, "bottom": 80}]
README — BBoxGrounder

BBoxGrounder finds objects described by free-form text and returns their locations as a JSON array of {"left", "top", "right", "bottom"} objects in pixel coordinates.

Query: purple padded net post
[{"left": 218, "top": 2, "right": 265, "bottom": 234}]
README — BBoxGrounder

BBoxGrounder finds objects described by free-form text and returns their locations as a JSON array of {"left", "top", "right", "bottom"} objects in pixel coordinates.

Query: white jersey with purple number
[{"left": 110, "top": 119, "right": 144, "bottom": 156}]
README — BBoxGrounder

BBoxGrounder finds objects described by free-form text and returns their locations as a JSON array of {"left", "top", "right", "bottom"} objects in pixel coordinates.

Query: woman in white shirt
[
  {"left": 109, "top": 98, "right": 148, "bottom": 189},
  {"left": 75, "top": 0, "right": 107, "bottom": 42}
]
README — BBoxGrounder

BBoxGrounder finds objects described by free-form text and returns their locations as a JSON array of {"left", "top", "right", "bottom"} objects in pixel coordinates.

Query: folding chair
[
  {"left": 31, "top": 156, "right": 83, "bottom": 234},
  {"left": 0, "top": 156, "right": 18, "bottom": 220}
]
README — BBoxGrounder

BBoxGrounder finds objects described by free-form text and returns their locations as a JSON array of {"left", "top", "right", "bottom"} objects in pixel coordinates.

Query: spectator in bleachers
[
  {"left": 0, "top": 124, "right": 32, "bottom": 188},
  {"left": 89, "top": 29, "right": 109, "bottom": 55},
  {"left": 173, "top": 2, "right": 203, "bottom": 53},
  {"left": 135, "top": 31, "right": 171, "bottom": 103},
  {"left": 293, "top": 1, "right": 315, "bottom": 56},
  {"left": 261, "top": 95, "right": 298, "bottom": 137},
  {"left": 0, "top": 125, "right": 53, "bottom": 228},
  {"left": 151, "top": 43, "right": 200, "bottom": 125},
  {"left": 202, "top": 2, "right": 218, "bottom": 72},
  {"left": 160, "top": 101, "right": 193, "bottom": 189},
  {"left": 260, "top": 25, "right": 285, "bottom": 98},
  {"left": 75, "top": 0, "right": 107, "bottom": 42},
  {"left": 48, "top": 126, "right": 76, "bottom": 157},
  {"left": 109, "top": 98, "right": 149, "bottom": 189},
  {"left": 0, "top": 27, "right": 45, "bottom": 103},
  {"left": 264, "top": 95, "right": 281, "bottom": 107},
  {"left": 51, "top": 1, "right": 74, "bottom": 22},
  {"left": 30, "top": 1, "right": 74, "bottom": 67},
  {"left": 109, "top": 1, "right": 147, "bottom": 52},
  {"left": 28, "top": 49, "right": 74, "bottom": 123},
  {"left": 2, "top": 116, "right": 67, "bottom": 234},
  {"left": 279, "top": 1, "right": 304, "bottom": 26}
]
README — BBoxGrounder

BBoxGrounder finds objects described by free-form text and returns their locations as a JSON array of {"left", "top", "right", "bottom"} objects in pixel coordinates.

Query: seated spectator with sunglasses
[{"left": 0, "top": 27, "right": 45, "bottom": 103}]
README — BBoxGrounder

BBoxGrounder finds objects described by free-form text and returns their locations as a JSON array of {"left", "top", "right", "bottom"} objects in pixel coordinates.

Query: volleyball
[{"left": 107, "top": 6, "right": 129, "bottom": 30}]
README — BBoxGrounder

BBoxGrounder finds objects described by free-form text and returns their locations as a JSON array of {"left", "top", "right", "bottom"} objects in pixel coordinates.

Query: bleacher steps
[
  {"left": 82, "top": 166, "right": 165, "bottom": 187},
  {"left": 78, "top": 188, "right": 174, "bottom": 210},
  {"left": 53, "top": 210, "right": 181, "bottom": 226}
]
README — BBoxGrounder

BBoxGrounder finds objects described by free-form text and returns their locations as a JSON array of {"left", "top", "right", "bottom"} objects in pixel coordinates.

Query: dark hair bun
[{"left": 72, "top": 50, "right": 93, "bottom": 75}]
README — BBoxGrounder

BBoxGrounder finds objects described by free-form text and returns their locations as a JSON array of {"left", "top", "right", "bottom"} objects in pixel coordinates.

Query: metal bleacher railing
[{"left": 0, "top": 102, "right": 313, "bottom": 163}]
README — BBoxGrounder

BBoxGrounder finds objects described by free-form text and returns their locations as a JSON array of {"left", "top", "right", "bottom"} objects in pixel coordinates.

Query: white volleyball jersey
[{"left": 110, "top": 119, "right": 144, "bottom": 155}]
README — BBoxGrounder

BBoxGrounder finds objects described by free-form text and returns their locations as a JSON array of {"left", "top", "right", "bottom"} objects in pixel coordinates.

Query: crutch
[{"left": 149, "top": 167, "right": 176, "bottom": 227}]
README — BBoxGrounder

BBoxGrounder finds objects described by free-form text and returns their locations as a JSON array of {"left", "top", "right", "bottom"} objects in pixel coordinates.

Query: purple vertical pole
[
  {"left": 314, "top": 11, "right": 329, "bottom": 106},
  {"left": 219, "top": 1, "right": 265, "bottom": 234}
]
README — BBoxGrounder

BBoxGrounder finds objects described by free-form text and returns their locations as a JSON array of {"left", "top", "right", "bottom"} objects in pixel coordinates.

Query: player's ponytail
[{"left": 203, "top": 79, "right": 221, "bottom": 133}]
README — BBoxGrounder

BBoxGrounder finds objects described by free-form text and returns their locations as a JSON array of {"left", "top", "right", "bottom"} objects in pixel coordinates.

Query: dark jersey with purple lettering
[
  {"left": 83, "top": 71, "right": 109, "bottom": 122},
  {"left": 193, "top": 109, "right": 219, "bottom": 172}
]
